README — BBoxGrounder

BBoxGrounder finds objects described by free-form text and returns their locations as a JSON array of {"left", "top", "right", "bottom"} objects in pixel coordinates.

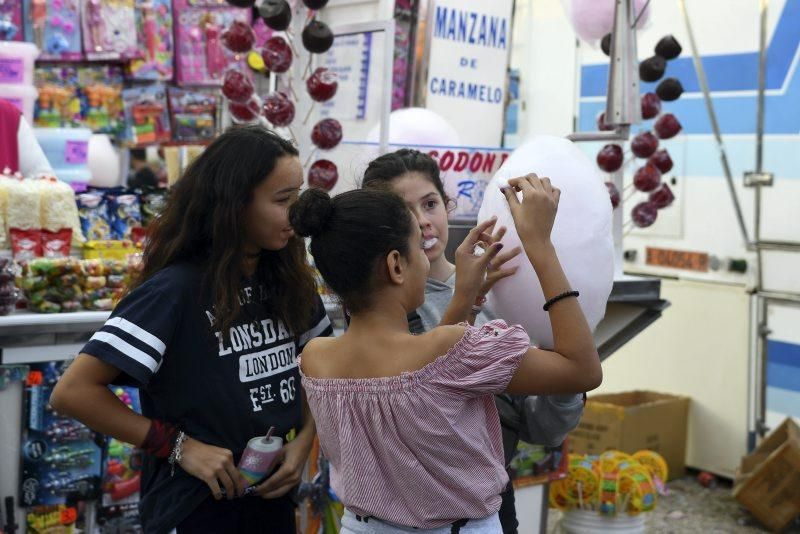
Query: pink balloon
[{"left": 561, "top": 0, "right": 652, "bottom": 44}]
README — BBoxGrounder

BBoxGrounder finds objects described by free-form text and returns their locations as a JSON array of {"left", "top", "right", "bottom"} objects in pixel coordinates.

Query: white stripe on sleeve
[
  {"left": 105, "top": 316, "right": 167, "bottom": 355},
  {"left": 299, "top": 315, "right": 332, "bottom": 347},
  {"left": 90, "top": 331, "right": 160, "bottom": 374}
]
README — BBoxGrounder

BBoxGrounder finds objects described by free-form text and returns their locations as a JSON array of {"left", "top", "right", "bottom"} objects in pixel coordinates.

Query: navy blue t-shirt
[{"left": 81, "top": 262, "right": 333, "bottom": 534}]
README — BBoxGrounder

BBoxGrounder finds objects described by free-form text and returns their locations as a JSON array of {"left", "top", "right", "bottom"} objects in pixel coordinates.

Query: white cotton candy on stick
[{"left": 477, "top": 135, "right": 614, "bottom": 349}]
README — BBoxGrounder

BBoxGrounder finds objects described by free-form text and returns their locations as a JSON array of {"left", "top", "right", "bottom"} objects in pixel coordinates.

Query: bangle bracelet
[{"left": 543, "top": 290, "right": 580, "bottom": 311}]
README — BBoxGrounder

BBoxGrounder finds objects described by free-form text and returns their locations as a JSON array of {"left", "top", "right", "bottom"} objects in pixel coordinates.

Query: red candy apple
[
  {"left": 648, "top": 149, "right": 673, "bottom": 173},
  {"left": 308, "top": 159, "right": 338, "bottom": 191},
  {"left": 597, "top": 111, "right": 615, "bottom": 131},
  {"left": 641, "top": 92, "right": 662, "bottom": 120},
  {"left": 596, "top": 144, "right": 623, "bottom": 173},
  {"left": 311, "top": 118, "right": 343, "bottom": 150},
  {"left": 633, "top": 163, "right": 662, "bottom": 192},
  {"left": 631, "top": 131, "right": 659, "bottom": 158},
  {"left": 306, "top": 68, "right": 338, "bottom": 102},
  {"left": 229, "top": 96, "right": 261, "bottom": 123},
  {"left": 654, "top": 113, "right": 682, "bottom": 139},
  {"left": 631, "top": 201, "right": 658, "bottom": 228},
  {"left": 262, "top": 36, "right": 293, "bottom": 73},
  {"left": 605, "top": 181, "right": 621, "bottom": 209},
  {"left": 263, "top": 92, "right": 295, "bottom": 126},
  {"left": 221, "top": 20, "right": 256, "bottom": 53},
  {"left": 649, "top": 183, "right": 675, "bottom": 209},
  {"left": 221, "top": 70, "right": 254, "bottom": 103}
]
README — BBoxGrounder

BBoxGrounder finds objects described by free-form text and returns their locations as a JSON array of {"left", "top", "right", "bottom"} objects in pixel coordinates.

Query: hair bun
[{"left": 290, "top": 188, "right": 334, "bottom": 238}]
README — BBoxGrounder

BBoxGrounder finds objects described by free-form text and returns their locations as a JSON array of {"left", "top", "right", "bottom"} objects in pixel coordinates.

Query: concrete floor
[{"left": 546, "top": 475, "right": 800, "bottom": 533}]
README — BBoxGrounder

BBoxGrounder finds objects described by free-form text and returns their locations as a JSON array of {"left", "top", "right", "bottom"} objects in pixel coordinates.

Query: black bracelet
[{"left": 543, "top": 290, "right": 580, "bottom": 311}]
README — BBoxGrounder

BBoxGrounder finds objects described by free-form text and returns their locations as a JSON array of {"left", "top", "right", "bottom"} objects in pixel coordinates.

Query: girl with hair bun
[
  {"left": 362, "top": 149, "right": 587, "bottom": 533},
  {"left": 291, "top": 176, "right": 601, "bottom": 534},
  {"left": 51, "top": 125, "right": 333, "bottom": 534}
]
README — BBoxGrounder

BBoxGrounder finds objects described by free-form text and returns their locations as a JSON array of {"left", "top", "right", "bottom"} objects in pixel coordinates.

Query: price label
[{"left": 65, "top": 140, "right": 88, "bottom": 164}]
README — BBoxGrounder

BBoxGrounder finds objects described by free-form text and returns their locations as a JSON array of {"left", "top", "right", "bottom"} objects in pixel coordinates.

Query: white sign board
[{"left": 424, "top": 0, "right": 514, "bottom": 147}]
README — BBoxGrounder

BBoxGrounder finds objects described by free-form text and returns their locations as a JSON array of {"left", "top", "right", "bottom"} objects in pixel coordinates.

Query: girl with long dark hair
[{"left": 51, "top": 125, "right": 333, "bottom": 534}]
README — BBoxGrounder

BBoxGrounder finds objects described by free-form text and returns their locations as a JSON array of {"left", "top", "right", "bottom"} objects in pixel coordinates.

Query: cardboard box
[
  {"left": 733, "top": 418, "right": 800, "bottom": 532},
  {"left": 568, "top": 391, "right": 690, "bottom": 480}
]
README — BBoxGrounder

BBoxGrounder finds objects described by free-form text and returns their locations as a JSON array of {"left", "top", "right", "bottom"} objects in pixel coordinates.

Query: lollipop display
[{"left": 550, "top": 450, "right": 666, "bottom": 518}]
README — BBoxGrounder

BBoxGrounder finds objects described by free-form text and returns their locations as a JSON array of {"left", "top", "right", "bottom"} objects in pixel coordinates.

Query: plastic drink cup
[{"left": 238, "top": 434, "right": 282, "bottom": 486}]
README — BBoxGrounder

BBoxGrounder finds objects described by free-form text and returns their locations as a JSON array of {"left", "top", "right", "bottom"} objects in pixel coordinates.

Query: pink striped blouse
[{"left": 301, "top": 321, "right": 530, "bottom": 529}]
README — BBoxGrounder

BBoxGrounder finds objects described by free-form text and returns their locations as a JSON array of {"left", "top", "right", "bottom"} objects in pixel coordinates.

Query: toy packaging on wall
[
  {"left": 127, "top": 0, "right": 173, "bottom": 80},
  {"left": 34, "top": 65, "right": 124, "bottom": 135},
  {"left": 121, "top": 83, "right": 170, "bottom": 146},
  {"left": 81, "top": 0, "right": 137, "bottom": 61},
  {"left": 101, "top": 387, "right": 142, "bottom": 509},
  {"left": 23, "top": 0, "right": 83, "bottom": 61},
  {"left": 34, "top": 64, "right": 80, "bottom": 127},
  {"left": 27, "top": 503, "right": 88, "bottom": 533},
  {"left": 0, "top": 0, "right": 24, "bottom": 41},
  {"left": 78, "top": 65, "right": 124, "bottom": 135},
  {"left": 96, "top": 502, "right": 142, "bottom": 534},
  {"left": 172, "top": 0, "right": 250, "bottom": 86},
  {"left": 167, "top": 86, "right": 218, "bottom": 142},
  {"left": 20, "top": 361, "right": 104, "bottom": 507}
]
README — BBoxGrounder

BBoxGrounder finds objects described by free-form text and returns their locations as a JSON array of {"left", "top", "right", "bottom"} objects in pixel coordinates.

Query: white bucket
[{"left": 560, "top": 509, "right": 646, "bottom": 533}]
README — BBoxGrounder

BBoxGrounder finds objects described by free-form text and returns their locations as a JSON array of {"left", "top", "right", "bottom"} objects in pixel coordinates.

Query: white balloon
[
  {"left": 87, "top": 134, "right": 122, "bottom": 188},
  {"left": 366, "top": 107, "right": 461, "bottom": 147},
  {"left": 560, "top": 0, "right": 652, "bottom": 44},
  {"left": 478, "top": 136, "right": 614, "bottom": 349}
]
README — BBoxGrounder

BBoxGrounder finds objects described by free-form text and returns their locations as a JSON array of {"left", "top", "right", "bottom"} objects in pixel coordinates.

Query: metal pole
[
  {"left": 754, "top": 0, "right": 769, "bottom": 290},
  {"left": 677, "top": 0, "right": 751, "bottom": 246}
]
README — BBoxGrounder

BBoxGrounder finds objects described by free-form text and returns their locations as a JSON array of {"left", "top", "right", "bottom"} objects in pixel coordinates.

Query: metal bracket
[{"left": 744, "top": 171, "right": 774, "bottom": 187}]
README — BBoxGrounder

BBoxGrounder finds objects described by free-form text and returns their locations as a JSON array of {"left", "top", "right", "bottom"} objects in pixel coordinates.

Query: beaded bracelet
[{"left": 543, "top": 290, "right": 580, "bottom": 311}]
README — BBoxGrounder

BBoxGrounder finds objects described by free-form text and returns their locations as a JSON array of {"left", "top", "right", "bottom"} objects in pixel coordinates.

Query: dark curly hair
[
  {"left": 290, "top": 187, "right": 414, "bottom": 313},
  {"left": 130, "top": 125, "right": 318, "bottom": 334}
]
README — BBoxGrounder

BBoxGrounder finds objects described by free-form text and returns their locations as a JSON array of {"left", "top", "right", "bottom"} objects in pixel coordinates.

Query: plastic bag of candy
[
  {"left": 107, "top": 192, "right": 143, "bottom": 240},
  {"left": 77, "top": 192, "right": 113, "bottom": 240}
]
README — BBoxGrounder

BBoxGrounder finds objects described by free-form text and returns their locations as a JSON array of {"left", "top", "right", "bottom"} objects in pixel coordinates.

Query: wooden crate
[{"left": 733, "top": 419, "right": 800, "bottom": 532}]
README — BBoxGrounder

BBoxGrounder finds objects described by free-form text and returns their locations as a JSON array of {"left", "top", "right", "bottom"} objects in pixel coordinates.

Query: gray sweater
[{"left": 415, "top": 274, "right": 585, "bottom": 465}]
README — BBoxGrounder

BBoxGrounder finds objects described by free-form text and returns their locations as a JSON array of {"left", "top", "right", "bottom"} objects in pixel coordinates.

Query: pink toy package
[
  {"left": 0, "top": 0, "right": 23, "bottom": 41},
  {"left": 81, "top": 0, "right": 138, "bottom": 61},
  {"left": 127, "top": 0, "right": 173, "bottom": 80},
  {"left": 173, "top": 0, "right": 251, "bottom": 87}
]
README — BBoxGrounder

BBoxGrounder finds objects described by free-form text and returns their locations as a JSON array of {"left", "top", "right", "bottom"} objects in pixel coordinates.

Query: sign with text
[
  {"left": 424, "top": 0, "right": 513, "bottom": 147},
  {"left": 646, "top": 247, "right": 710, "bottom": 272}
]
